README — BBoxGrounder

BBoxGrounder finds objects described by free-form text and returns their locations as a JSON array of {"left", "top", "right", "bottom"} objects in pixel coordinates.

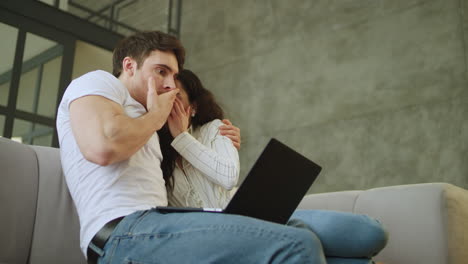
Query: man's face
[{"left": 131, "top": 50, "right": 179, "bottom": 106}]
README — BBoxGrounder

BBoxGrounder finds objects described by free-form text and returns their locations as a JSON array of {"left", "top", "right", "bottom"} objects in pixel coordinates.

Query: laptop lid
[{"left": 224, "top": 138, "right": 322, "bottom": 224}]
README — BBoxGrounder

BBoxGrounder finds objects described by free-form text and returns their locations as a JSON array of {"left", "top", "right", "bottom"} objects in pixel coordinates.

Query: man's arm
[
  {"left": 219, "top": 119, "right": 241, "bottom": 150},
  {"left": 70, "top": 77, "right": 178, "bottom": 166}
]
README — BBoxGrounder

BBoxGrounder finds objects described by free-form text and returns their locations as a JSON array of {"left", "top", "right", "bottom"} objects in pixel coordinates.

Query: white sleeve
[
  {"left": 171, "top": 120, "right": 240, "bottom": 190},
  {"left": 61, "top": 71, "right": 126, "bottom": 110}
]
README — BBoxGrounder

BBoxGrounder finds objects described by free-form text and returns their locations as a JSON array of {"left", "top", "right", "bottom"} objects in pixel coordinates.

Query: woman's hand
[
  {"left": 219, "top": 119, "right": 241, "bottom": 150},
  {"left": 167, "top": 98, "right": 191, "bottom": 138}
]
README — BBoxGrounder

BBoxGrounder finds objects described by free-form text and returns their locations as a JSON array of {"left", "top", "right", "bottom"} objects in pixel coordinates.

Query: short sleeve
[{"left": 61, "top": 70, "right": 127, "bottom": 111}]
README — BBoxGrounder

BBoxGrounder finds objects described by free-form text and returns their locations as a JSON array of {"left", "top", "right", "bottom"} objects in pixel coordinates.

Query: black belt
[{"left": 87, "top": 217, "right": 124, "bottom": 264}]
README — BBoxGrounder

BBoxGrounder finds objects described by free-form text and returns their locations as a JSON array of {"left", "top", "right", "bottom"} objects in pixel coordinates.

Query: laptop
[{"left": 156, "top": 138, "right": 322, "bottom": 224}]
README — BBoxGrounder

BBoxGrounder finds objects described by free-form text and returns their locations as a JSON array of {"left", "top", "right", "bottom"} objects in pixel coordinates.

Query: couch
[{"left": 1, "top": 136, "right": 467, "bottom": 264}]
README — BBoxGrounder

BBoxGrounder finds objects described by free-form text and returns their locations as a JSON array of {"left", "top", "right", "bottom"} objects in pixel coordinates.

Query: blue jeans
[
  {"left": 290, "top": 210, "right": 388, "bottom": 263},
  {"left": 93, "top": 209, "right": 387, "bottom": 263}
]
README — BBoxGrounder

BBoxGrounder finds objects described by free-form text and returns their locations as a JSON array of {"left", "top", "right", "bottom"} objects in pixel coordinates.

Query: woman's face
[{"left": 175, "top": 80, "right": 191, "bottom": 110}]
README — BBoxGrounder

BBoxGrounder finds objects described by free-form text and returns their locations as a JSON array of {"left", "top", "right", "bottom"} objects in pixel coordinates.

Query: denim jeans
[
  {"left": 92, "top": 209, "right": 387, "bottom": 264},
  {"left": 290, "top": 210, "right": 388, "bottom": 263}
]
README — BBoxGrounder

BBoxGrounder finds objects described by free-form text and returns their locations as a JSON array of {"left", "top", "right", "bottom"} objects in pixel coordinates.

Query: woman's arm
[{"left": 171, "top": 120, "right": 240, "bottom": 190}]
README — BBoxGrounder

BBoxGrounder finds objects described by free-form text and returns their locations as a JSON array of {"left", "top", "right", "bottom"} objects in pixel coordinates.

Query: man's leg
[
  {"left": 327, "top": 257, "right": 376, "bottom": 264},
  {"left": 289, "top": 210, "right": 388, "bottom": 258},
  {"left": 98, "top": 209, "right": 327, "bottom": 264}
]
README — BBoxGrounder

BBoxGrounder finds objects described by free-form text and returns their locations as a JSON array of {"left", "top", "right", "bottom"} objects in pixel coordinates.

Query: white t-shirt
[
  {"left": 168, "top": 119, "right": 240, "bottom": 209},
  {"left": 56, "top": 70, "right": 167, "bottom": 256}
]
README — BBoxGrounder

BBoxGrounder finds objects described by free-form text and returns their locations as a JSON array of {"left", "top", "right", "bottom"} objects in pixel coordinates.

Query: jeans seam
[
  {"left": 101, "top": 238, "right": 119, "bottom": 264},
  {"left": 115, "top": 224, "right": 314, "bottom": 263},
  {"left": 294, "top": 229, "right": 321, "bottom": 263},
  {"left": 126, "top": 210, "right": 152, "bottom": 235},
  {"left": 116, "top": 224, "right": 302, "bottom": 241}
]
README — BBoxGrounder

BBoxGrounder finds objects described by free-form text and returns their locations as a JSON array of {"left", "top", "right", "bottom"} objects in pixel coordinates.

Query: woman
[
  {"left": 158, "top": 69, "right": 240, "bottom": 208},
  {"left": 159, "top": 69, "right": 388, "bottom": 264}
]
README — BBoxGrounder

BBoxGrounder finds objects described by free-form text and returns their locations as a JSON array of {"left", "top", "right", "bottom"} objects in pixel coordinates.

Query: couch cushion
[
  {"left": 298, "top": 190, "right": 362, "bottom": 212},
  {"left": 0, "top": 138, "right": 39, "bottom": 264},
  {"left": 29, "top": 145, "right": 86, "bottom": 264}
]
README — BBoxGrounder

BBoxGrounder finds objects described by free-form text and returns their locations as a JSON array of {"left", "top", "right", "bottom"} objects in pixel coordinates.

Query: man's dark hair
[{"left": 112, "top": 31, "right": 185, "bottom": 77}]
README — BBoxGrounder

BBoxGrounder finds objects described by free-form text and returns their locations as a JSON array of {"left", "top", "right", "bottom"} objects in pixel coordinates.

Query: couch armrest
[
  {"left": 298, "top": 183, "right": 468, "bottom": 264},
  {"left": 29, "top": 145, "right": 85, "bottom": 263}
]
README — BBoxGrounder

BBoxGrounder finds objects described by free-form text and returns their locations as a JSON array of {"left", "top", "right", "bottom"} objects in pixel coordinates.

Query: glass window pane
[
  {"left": 16, "top": 68, "right": 39, "bottom": 113},
  {"left": 37, "top": 0, "right": 69, "bottom": 11},
  {"left": 0, "top": 115, "right": 5, "bottom": 136},
  {"left": 0, "top": 22, "right": 18, "bottom": 106},
  {"left": 12, "top": 119, "right": 29, "bottom": 143},
  {"left": 73, "top": 40, "right": 112, "bottom": 79},
  {"left": 12, "top": 118, "right": 54, "bottom": 146},
  {"left": 32, "top": 124, "right": 54, "bottom": 147},
  {"left": 116, "top": 0, "right": 169, "bottom": 36},
  {"left": 17, "top": 33, "right": 63, "bottom": 117},
  {"left": 64, "top": 0, "right": 169, "bottom": 36},
  {"left": 38, "top": 56, "right": 62, "bottom": 117},
  {"left": 0, "top": 81, "right": 10, "bottom": 106}
]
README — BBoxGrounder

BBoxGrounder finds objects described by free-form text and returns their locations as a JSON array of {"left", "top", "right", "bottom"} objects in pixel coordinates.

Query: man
[{"left": 57, "top": 31, "right": 326, "bottom": 263}]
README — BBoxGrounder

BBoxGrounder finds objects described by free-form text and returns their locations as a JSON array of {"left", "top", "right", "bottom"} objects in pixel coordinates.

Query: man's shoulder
[
  {"left": 68, "top": 70, "right": 125, "bottom": 94},
  {"left": 61, "top": 70, "right": 127, "bottom": 109},
  {"left": 74, "top": 70, "right": 116, "bottom": 83}
]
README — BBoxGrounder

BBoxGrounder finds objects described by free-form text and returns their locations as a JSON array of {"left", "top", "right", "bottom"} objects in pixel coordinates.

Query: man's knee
[
  {"left": 364, "top": 218, "right": 389, "bottom": 256},
  {"left": 288, "top": 227, "right": 326, "bottom": 264},
  {"left": 290, "top": 226, "right": 323, "bottom": 253}
]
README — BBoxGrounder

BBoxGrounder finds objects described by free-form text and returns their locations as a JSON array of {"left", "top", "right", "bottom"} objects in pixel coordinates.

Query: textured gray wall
[{"left": 181, "top": 0, "right": 468, "bottom": 193}]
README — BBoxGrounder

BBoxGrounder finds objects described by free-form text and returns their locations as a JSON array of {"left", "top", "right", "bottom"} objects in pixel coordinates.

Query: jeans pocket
[{"left": 127, "top": 210, "right": 152, "bottom": 233}]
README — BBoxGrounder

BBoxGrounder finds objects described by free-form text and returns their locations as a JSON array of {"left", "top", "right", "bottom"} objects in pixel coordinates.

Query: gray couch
[{"left": 1, "top": 136, "right": 467, "bottom": 264}]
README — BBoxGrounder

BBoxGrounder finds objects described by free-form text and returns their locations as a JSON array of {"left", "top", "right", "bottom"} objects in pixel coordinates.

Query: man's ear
[{"left": 122, "top": 57, "right": 135, "bottom": 76}]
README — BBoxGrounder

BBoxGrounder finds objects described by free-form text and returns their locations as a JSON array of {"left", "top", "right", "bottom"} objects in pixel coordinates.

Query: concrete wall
[{"left": 180, "top": 0, "right": 468, "bottom": 193}]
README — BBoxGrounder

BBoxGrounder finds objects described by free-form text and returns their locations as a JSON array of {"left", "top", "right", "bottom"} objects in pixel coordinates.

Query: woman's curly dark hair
[{"left": 157, "top": 69, "right": 224, "bottom": 191}]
